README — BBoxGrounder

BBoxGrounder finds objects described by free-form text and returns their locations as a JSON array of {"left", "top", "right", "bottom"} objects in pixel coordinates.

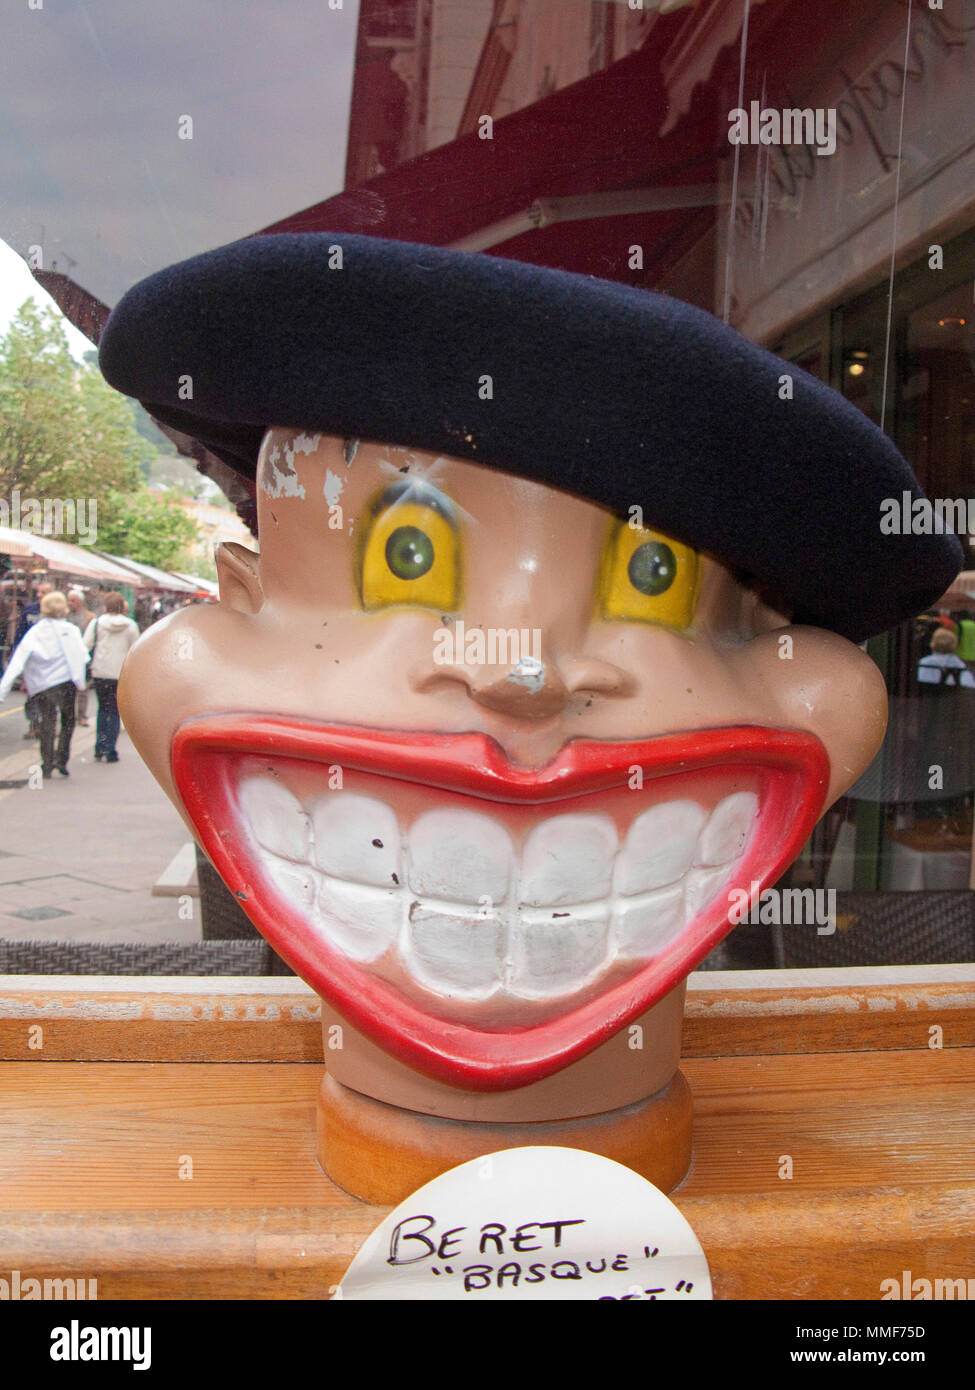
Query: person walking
[
  {"left": 84, "top": 592, "right": 140, "bottom": 763},
  {"left": 0, "top": 591, "right": 89, "bottom": 777},
  {"left": 13, "top": 580, "right": 53, "bottom": 739},
  {"left": 64, "top": 589, "right": 95, "bottom": 726}
]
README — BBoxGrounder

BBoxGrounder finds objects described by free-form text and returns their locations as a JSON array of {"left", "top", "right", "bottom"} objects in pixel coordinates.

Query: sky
[
  {"left": 0, "top": 235, "right": 95, "bottom": 359},
  {"left": 0, "top": 0, "right": 359, "bottom": 317}
]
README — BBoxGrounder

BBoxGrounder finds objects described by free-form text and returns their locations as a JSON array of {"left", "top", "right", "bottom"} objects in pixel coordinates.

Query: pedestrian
[
  {"left": 13, "top": 580, "right": 53, "bottom": 739},
  {"left": 12, "top": 579, "right": 53, "bottom": 646},
  {"left": 917, "top": 627, "right": 975, "bottom": 688},
  {"left": 0, "top": 590, "right": 88, "bottom": 778},
  {"left": 83, "top": 592, "right": 140, "bottom": 763},
  {"left": 64, "top": 588, "right": 96, "bottom": 726}
]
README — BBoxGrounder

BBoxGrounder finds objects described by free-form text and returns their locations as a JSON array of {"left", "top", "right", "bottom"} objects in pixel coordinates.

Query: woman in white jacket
[
  {"left": 0, "top": 591, "right": 89, "bottom": 777},
  {"left": 83, "top": 592, "right": 140, "bottom": 763}
]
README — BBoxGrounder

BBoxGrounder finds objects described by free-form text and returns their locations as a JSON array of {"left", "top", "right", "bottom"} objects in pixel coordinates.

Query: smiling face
[{"left": 119, "top": 429, "right": 887, "bottom": 1089}]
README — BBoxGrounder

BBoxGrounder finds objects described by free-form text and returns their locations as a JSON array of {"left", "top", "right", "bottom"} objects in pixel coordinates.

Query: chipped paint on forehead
[
  {"left": 261, "top": 440, "right": 306, "bottom": 499},
  {"left": 260, "top": 431, "right": 323, "bottom": 499},
  {"left": 323, "top": 470, "right": 345, "bottom": 506},
  {"left": 290, "top": 432, "right": 322, "bottom": 460}
]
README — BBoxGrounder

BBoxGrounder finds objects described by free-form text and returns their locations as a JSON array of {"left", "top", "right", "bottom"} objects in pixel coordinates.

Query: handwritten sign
[{"left": 337, "top": 1146, "right": 712, "bottom": 1300}]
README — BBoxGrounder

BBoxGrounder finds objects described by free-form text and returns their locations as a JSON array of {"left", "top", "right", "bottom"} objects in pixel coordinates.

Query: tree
[
  {"left": 0, "top": 301, "right": 148, "bottom": 504},
  {"left": 0, "top": 300, "right": 203, "bottom": 568},
  {"left": 95, "top": 491, "right": 199, "bottom": 571}
]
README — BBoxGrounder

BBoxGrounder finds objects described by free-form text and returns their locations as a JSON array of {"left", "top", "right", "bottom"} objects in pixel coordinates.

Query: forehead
[
  {"left": 254, "top": 428, "right": 750, "bottom": 631},
  {"left": 257, "top": 428, "right": 597, "bottom": 522}
]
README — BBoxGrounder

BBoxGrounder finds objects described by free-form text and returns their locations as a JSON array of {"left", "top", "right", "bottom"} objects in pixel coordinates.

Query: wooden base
[
  {"left": 316, "top": 1069, "right": 693, "bottom": 1205},
  {"left": 4, "top": 970, "right": 975, "bottom": 1297}
]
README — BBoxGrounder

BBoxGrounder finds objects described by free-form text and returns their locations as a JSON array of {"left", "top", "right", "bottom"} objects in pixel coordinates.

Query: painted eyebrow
[{"left": 367, "top": 479, "right": 456, "bottom": 523}]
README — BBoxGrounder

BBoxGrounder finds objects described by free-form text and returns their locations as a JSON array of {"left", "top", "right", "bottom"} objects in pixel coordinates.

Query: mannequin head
[
  {"left": 119, "top": 429, "right": 886, "bottom": 1087},
  {"left": 100, "top": 230, "right": 962, "bottom": 1090}
]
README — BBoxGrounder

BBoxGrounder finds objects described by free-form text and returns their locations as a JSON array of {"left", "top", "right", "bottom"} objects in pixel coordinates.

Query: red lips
[{"left": 173, "top": 717, "right": 829, "bottom": 1089}]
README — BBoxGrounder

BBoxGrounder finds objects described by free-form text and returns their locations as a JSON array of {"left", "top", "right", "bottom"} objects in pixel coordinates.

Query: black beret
[{"left": 99, "top": 232, "right": 963, "bottom": 643}]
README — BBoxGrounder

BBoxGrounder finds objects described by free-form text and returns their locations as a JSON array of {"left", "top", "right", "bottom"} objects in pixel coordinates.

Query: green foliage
[
  {"left": 0, "top": 300, "right": 202, "bottom": 570},
  {"left": 96, "top": 491, "right": 200, "bottom": 571},
  {"left": 0, "top": 301, "right": 148, "bottom": 501}
]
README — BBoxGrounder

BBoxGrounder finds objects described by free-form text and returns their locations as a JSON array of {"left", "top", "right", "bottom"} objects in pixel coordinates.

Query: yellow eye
[
  {"left": 360, "top": 483, "right": 459, "bottom": 611},
  {"left": 599, "top": 520, "right": 699, "bottom": 630}
]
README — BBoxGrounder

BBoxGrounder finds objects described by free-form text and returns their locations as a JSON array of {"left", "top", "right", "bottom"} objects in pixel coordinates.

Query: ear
[
  {"left": 741, "top": 627, "right": 889, "bottom": 810},
  {"left": 216, "top": 542, "right": 264, "bottom": 615}
]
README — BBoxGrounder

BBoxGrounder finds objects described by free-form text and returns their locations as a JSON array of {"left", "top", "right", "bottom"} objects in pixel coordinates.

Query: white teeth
[
  {"left": 266, "top": 860, "right": 316, "bottom": 908},
  {"left": 408, "top": 809, "right": 512, "bottom": 906},
  {"left": 510, "top": 907, "right": 609, "bottom": 998},
  {"left": 406, "top": 904, "right": 504, "bottom": 999},
  {"left": 318, "top": 878, "right": 403, "bottom": 962},
  {"left": 519, "top": 814, "right": 617, "bottom": 908},
  {"left": 685, "top": 864, "right": 733, "bottom": 917},
  {"left": 615, "top": 884, "right": 684, "bottom": 959},
  {"left": 237, "top": 775, "right": 761, "bottom": 1011},
  {"left": 695, "top": 792, "right": 758, "bottom": 866},
  {"left": 238, "top": 776, "right": 310, "bottom": 862},
  {"left": 614, "top": 800, "right": 706, "bottom": 895},
  {"left": 311, "top": 793, "right": 401, "bottom": 887}
]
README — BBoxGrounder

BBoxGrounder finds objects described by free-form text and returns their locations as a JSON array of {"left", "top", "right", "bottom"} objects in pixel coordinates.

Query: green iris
[
  {"left": 386, "top": 526, "right": 434, "bottom": 580},
  {"left": 628, "top": 541, "right": 677, "bottom": 596}
]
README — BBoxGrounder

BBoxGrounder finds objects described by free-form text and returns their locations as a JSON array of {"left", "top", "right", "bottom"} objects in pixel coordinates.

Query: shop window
[{"left": 766, "top": 232, "right": 975, "bottom": 967}]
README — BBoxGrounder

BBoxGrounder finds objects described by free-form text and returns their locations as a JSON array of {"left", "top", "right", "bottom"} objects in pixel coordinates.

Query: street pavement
[{"left": 0, "top": 690, "right": 200, "bottom": 945}]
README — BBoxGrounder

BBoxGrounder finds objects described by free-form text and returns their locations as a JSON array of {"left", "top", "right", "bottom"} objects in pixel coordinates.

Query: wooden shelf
[{"left": 1, "top": 967, "right": 974, "bottom": 1299}]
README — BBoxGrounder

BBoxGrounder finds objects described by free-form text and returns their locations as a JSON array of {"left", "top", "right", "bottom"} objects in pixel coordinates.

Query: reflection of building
[
  {"left": 704, "top": 4, "right": 975, "bottom": 902},
  {"left": 335, "top": 0, "right": 975, "bottom": 363},
  {"left": 345, "top": 0, "right": 660, "bottom": 183}
]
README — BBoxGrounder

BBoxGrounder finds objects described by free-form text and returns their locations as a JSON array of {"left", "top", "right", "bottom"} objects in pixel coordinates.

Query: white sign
[{"left": 337, "top": 1146, "right": 712, "bottom": 1301}]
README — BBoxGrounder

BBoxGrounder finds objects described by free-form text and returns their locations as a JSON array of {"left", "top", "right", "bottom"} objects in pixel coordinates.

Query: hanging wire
[
  {"left": 722, "top": 0, "right": 752, "bottom": 323},
  {"left": 879, "top": 0, "right": 914, "bottom": 435}
]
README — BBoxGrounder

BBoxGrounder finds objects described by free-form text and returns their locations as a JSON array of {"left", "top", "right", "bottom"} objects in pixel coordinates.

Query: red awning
[
  {"left": 260, "top": 0, "right": 883, "bottom": 292},
  {"left": 260, "top": 22, "right": 723, "bottom": 289}
]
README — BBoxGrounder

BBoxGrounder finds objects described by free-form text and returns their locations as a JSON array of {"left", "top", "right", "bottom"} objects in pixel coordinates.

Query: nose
[{"left": 411, "top": 646, "right": 631, "bottom": 721}]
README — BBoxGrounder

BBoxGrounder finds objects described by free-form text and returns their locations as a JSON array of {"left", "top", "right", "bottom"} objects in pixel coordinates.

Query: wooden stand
[
  {"left": 314, "top": 984, "right": 690, "bottom": 1202},
  {"left": 317, "top": 1069, "right": 693, "bottom": 1205},
  {"left": 2, "top": 967, "right": 974, "bottom": 1298}
]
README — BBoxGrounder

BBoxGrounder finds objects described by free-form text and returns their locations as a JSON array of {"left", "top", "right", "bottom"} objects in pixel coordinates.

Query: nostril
[
  {"left": 563, "top": 657, "right": 634, "bottom": 699},
  {"left": 411, "top": 652, "right": 632, "bottom": 712}
]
